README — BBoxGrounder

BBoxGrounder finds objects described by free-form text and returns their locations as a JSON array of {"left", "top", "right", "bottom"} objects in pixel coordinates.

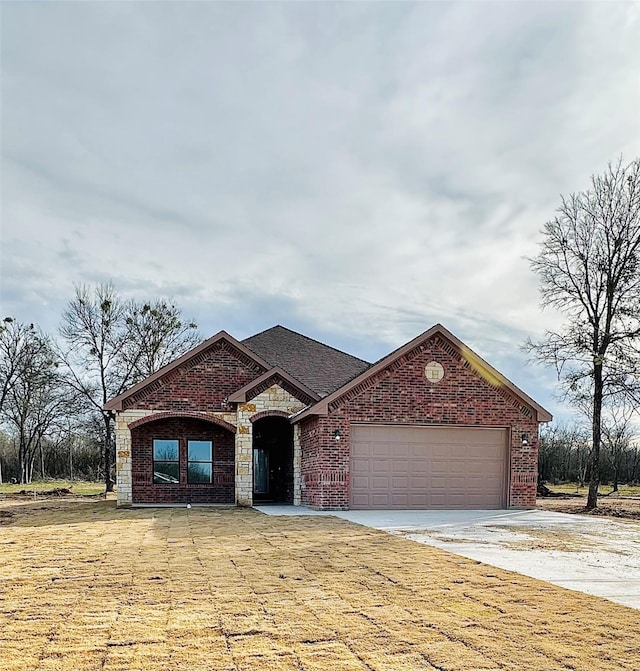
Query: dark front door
[{"left": 252, "top": 416, "right": 294, "bottom": 504}]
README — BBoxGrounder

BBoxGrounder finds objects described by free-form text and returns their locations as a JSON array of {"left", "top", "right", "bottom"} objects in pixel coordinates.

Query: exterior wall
[
  {"left": 131, "top": 416, "right": 235, "bottom": 504},
  {"left": 293, "top": 424, "right": 302, "bottom": 506},
  {"left": 300, "top": 335, "right": 539, "bottom": 510},
  {"left": 235, "top": 384, "right": 308, "bottom": 506},
  {"left": 121, "top": 341, "right": 265, "bottom": 412},
  {"left": 116, "top": 379, "right": 308, "bottom": 507},
  {"left": 115, "top": 410, "right": 152, "bottom": 506}
]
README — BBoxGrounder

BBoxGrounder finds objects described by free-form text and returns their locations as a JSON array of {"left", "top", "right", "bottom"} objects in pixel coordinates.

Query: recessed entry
[{"left": 425, "top": 361, "right": 444, "bottom": 383}]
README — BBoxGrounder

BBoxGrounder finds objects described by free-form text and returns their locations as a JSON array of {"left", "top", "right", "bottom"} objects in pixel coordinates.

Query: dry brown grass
[{"left": 1, "top": 500, "right": 639, "bottom": 671}]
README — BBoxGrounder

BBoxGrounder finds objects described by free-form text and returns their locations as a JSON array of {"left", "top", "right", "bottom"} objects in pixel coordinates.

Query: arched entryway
[{"left": 252, "top": 416, "right": 294, "bottom": 504}]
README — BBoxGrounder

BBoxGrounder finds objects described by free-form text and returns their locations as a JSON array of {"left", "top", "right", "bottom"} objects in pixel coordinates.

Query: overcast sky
[{"left": 1, "top": 1, "right": 639, "bottom": 422}]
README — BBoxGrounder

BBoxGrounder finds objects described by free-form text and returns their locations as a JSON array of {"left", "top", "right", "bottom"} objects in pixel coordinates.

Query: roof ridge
[{"left": 243, "top": 324, "right": 371, "bottom": 365}]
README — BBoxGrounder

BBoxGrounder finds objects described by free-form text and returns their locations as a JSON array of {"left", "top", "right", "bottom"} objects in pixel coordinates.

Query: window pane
[
  {"left": 188, "top": 440, "right": 212, "bottom": 462},
  {"left": 153, "top": 439, "right": 178, "bottom": 461},
  {"left": 188, "top": 462, "right": 212, "bottom": 484},
  {"left": 154, "top": 462, "right": 179, "bottom": 484}
]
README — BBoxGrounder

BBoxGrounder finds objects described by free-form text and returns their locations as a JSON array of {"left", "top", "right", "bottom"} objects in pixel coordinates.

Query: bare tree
[
  {"left": 526, "top": 157, "right": 640, "bottom": 509},
  {"left": 58, "top": 284, "right": 136, "bottom": 492},
  {"left": 601, "top": 405, "right": 637, "bottom": 492},
  {"left": 58, "top": 283, "right": 200, "bottom": 492},
  {"left": 123, "top": 300, "right": 200, "bottom": 382},
  {"left": 0, "top": 319, "right": 49, "bottom": 416},
  {"left": 0, "top": 326, "right": 73, "bottom": 483}
]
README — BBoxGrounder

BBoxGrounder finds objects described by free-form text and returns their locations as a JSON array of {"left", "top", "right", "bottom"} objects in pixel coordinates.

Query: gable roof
[
  {"left": 242, "top": 325, "right": 371, "bottom": 397},
  {"left": 104, "top": 331, "right": 271, "bottom": 411},
  {"left": 227, "top": 366, "right": 321, "bottom": 404},
  {"left": 292, "top": 323, "right": 553, "bottom": 423}
]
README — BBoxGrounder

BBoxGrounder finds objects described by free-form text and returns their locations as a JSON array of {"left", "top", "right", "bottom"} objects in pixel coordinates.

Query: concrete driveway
[{"left": 256, "top": 506, "right": 640, "bottom": 609}]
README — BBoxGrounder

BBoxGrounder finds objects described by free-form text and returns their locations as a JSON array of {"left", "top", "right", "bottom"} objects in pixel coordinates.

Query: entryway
[{"left": 252, "top": 416, "right": 294, "bottom": 504}]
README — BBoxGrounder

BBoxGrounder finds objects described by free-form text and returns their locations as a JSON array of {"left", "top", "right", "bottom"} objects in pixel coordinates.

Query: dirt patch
[
  {"left": 0, "top": 490, "right": 107, "bottom": 501},
  {"left": 486, "top": 524, "right": 629, "bottom": 553},
  {"left": 537, "top": 495, "right": 640, "bottom": 520},
  {"left": 1, "top": 499, "right": 639, "bottom": 671}
]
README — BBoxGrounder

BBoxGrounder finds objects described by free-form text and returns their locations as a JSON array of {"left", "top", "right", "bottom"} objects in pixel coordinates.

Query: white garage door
[{"left": 350, "top": 424, "right": 508, "bottom": 510}]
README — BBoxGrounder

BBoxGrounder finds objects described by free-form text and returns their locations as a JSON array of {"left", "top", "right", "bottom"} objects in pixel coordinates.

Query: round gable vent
[{"left": 425, "top": 361, "right": 444, "bottom": 383}]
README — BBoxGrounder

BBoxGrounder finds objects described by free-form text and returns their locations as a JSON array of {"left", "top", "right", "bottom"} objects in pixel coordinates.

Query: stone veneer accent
[
  {"left": 235, "top": 384, "right": 307, "bottom": 506},
  {"left": 115, "top": 384, "right": 306, "bottom": 507},
  {"left": 115, "top": 409, "right": 237, "bottom": 507}
]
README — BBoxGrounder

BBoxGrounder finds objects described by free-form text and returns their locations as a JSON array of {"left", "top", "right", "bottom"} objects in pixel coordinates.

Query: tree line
[
  {"left": 1, "top": 158, "right": 639, "bottom": 510},
  {"left": 0, "top": 284, "right": 200, "bottom": 487},
  {"left": 539, "top": 415, "right": 640, "bottom": 490}
]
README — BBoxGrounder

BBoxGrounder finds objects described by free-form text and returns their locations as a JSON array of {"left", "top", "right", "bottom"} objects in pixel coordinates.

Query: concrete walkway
[{"left": 255, "top": 506, "right": 640, "bottom": 609}]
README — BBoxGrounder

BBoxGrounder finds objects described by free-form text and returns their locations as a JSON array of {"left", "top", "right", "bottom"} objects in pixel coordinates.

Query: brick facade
[
  {"left": 113, "top": 337, "right": 309, "bottom": 507},
  {"left": 111, "top": 327, "right": 547, "bottom": 511},
  {"left": 299, "top": 335, "right": 539, "bottom": 509},
  {"left": 122, "top": 340, "right": 265, "bottom": 412},
  {"left": 131, "top": 416, "right": 235, "bottom": 504}
]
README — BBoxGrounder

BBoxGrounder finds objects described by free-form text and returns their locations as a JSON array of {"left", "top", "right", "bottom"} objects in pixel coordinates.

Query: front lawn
[
  {"left": 543, "top": 483, "right": 640, "bottom": 498},
  {"left": 0, "top": 500, "right": 638, "bottom": 671},
  {"left": 0, "top": 479, "right": 105, "bottom": 496}
]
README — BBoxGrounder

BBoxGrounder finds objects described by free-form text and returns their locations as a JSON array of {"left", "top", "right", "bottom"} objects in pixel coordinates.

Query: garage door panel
[
  {"left": 430, "top": 461, "right": 448, "bottom": 474},
  {"left": 352, "top": 441, "right": 372, "bottom": 457},
  {"left": 391, "top": 461, "right": 410, "bottom": 474},
  {"left": 351, "top": 493, "right": 370, "bottom": 507},
  {"left": 350, "top": 425, "right": 507, "bottom": 510},
  {"left": 390, "top": 443, "right": 410, "bottom": 458},
  {"left": 391, "top": 494, "right": 409, "bottom": 506},
  {"left": 410, "top": 461, "right": 428, "bottom": 473},
  {"left": 371, "top": 460, "right": 391, "bottom": 474},
  {"left": 371, "top": 443, "right": 392, "bottom": 457},
  {"left": 352, "top": 475, "right": 371, "bottom": 488}
]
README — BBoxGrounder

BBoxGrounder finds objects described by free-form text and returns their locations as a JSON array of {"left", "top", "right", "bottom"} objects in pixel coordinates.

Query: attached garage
[
  {"left": 292, "top": 324, "right": 552, "bottom": 510},
  {"left": 350, "top": 424, "right": 508, "bottom": 510}
]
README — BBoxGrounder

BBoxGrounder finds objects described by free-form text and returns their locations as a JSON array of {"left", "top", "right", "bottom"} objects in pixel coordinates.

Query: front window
[
  {"left": 188, "top": 440, "right": 213, "bottom": 483},
  {"left": 153, "top": 439, "right": 179, "bottom": 484}
]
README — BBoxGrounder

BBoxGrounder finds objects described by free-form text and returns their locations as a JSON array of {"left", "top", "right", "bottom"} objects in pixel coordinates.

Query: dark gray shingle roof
[{"left": 242, "top": 325, "right": 371, "bottom": 397}]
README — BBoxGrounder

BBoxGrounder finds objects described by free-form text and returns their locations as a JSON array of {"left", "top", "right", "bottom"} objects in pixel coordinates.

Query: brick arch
[
  {"left": 128, "top": 411, "right": 236, "bottom": 433},
  {"left": 249, "top": 410, "right": 291, "bottom": 424}
]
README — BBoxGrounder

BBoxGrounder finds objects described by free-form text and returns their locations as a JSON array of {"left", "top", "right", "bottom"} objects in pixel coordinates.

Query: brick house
[{"left": 105, "top": 324, "right": 551, "bottom": 510}]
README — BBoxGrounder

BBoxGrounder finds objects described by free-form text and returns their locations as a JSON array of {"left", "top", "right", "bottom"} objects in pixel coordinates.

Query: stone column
[
  {"left": 115, "top": 418, "right": 132, "bottom": 507},
  {"left": 235, "top": 403, "right": 255, "bottom": 506}
]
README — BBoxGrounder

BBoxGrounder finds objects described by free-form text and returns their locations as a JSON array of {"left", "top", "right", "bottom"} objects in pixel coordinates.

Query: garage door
[{"left": 350, "top": 425, "right": 508, "bottom": 509}]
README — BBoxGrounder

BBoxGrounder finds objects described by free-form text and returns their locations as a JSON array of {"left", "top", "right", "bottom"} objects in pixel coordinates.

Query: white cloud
[{"left": 1, "top": 1, "right": 639, "bottom": 421}]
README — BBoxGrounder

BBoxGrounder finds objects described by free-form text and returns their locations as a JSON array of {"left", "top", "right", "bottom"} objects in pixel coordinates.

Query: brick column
[{"left": 293, "top": 424, "right": 302, "bottom": 506}]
